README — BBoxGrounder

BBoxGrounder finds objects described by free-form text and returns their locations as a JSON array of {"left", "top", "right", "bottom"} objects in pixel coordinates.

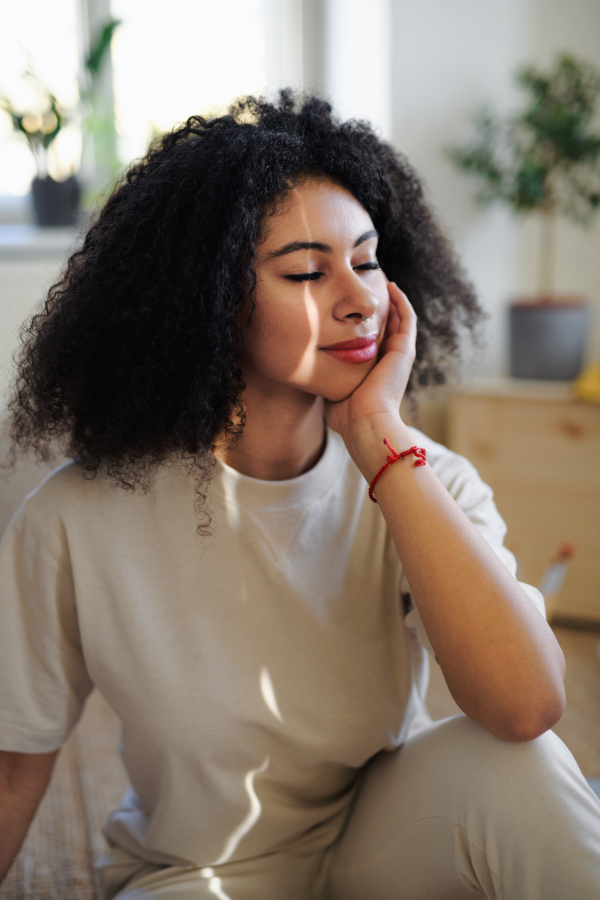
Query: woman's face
[{"left": 241, "top": 177, "right": 390, "bottom": 403}]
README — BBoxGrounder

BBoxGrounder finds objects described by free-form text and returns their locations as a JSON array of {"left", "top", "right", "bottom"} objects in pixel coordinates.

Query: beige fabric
[
  {"left": 0, "top": 427, "right": 545, "bottom": 871},
  {"left": 100, "top": 718, "right": 600, "bottom": 900},
  {"left": 97, "top": 845, "right": 327, "bottom": 900},
  {"left": 327, "top": 716, "right": 600, "bottom": 900}
]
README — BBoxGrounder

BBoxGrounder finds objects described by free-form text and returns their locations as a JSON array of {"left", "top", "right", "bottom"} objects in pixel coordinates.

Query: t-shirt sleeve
[
  {"left": 403, "top": 437, "right": 546, "bottom": 658},
  {"left": 0, "top": 504, "right": 93, "bottom": 752}
]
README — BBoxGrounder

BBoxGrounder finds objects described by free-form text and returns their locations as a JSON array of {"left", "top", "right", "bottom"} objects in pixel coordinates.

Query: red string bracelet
[{"left": 368, "top": 439, "right": 427, "bottom": 503}]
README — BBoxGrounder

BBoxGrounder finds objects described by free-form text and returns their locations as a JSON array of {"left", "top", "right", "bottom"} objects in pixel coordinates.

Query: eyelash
[{"left": 285, "top": 262, "right": 380, "bottom": 283}]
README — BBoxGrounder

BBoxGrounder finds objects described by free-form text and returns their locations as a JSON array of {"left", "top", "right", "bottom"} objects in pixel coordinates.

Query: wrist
[{"left": 346, "top": 415, "right": 416, "bottom": 482}]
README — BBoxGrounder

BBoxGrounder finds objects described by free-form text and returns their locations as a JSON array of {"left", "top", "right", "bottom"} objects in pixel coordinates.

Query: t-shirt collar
[{"left": 211, "top": 427, "right": 347, "bottom": 511}]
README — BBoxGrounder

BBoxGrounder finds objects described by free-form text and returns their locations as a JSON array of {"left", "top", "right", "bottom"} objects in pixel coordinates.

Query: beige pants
[{"left": 97, "top": 716, "right": 600, "bottom": 900}]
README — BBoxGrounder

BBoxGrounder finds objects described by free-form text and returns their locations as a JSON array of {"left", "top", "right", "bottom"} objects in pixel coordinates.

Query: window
[
  {"left": 0, "top": 0, "right": 80, "bottom": 196},
  {"left": 111, "top": 0, "right": 268, "bottom": 164}
]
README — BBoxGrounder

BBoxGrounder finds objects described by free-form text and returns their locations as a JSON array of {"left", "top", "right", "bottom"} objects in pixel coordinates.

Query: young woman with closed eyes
[{"left": 1, "top": 92, "right": 599, "bottom": 899}]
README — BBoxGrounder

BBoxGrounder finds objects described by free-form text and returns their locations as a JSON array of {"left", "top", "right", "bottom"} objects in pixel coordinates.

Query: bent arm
[
  {"left": 326, "top": 283, "right": 565, "bottom": 742},
  {"left": 355, "top": 416, "right": 566, "bottom": 742},
  {"left": 0, "top": 748, "right": 59, "bottom": 884}
]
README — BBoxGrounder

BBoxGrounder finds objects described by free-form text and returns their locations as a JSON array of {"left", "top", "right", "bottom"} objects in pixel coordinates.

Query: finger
[
  {"left": 384, "top": 283, "right": 401, "bottom": 338},
  {"left": 382, "top": 309, "right": 397, "bottom": 344},
  {"left": 388, "top": 282, "right": 417, "bottom": 338}
]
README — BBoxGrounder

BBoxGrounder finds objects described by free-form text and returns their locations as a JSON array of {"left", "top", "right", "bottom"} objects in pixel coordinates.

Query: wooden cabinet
[{"left": 447, "top": 379, "right": 600, "bottom": 625}]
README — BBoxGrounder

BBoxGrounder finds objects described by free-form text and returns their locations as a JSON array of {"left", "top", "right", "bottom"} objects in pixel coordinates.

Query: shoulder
[
  {"left": 405, "top": 424, "right": 469, "bottom": 472},
  {"left": 328, "top": 424, "right": 490, "bottom": 515},
  {"left": 406, "top": 425, "right": 510, "bottom": 549},
  {"left": 406, "top": 425, "right": 492, "bottom": 506},
  {"left": 2, "top": 462, "right": 109, "bottom": 560},
  {"left": 407, "top": 425, "right": 514, "bottom": 562},
  {"left": 19, "top": 460, "right": 98, "bottom": 519}
]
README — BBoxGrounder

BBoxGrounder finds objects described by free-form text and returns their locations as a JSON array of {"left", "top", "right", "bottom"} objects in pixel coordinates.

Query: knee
[
  {"left": 431, "top": 714, "right": 571, "bottom": 773},
  {"left": 431, "top": 716, "right": 592, "bottom": 814},
  {"left": 461, "top": 715, "right": 574, "bottom": 773},
  {"left": 400, "top": 715, "right": 576, "bottom": 791},
  {"left": 357, "top": 715, "right": 594, "bottom": 828}
]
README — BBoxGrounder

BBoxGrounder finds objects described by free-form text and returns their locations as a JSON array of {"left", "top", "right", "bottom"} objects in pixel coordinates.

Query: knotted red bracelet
[{"left": 368, "top": 439, "right": 427, "bottom": 503}]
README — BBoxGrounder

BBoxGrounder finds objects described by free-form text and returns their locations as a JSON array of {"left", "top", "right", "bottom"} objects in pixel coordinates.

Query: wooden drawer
[{"left": 447, "top": 386, "right": 600, "bottom": 623}]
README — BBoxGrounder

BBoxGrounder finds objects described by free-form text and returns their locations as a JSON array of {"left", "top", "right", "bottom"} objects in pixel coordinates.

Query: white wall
[
  {"left": 324, "top": 0, "right": 392, "bottom": 139},
  {"left": 389, "top": 0, "right": 600, "bottom": 378}
]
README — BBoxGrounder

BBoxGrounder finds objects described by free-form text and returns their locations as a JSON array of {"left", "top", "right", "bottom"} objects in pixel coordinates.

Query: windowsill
[{"left": 0, "top": 224, "right": 82, "bottom": 259}]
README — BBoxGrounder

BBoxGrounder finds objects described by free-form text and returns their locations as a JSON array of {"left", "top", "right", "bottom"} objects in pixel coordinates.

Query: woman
[{"left": 1, "top": 92, "right": 599, "bottom": 899}]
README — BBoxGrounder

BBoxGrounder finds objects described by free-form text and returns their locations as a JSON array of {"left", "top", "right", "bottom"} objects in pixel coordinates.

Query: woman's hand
[{"left": 324, "top": 282, "right": 417, "bottom": 473}]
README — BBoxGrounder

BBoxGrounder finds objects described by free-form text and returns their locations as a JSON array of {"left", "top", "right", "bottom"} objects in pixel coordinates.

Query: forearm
[
  {"left": 351, "top": 414, "right": 566, "bottom": 742},
  {"left": 0, "top": 750, "right": 58, "bottom": 883}
]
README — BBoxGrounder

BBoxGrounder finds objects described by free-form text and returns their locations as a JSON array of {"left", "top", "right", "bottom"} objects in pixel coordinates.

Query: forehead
[{"left": 259, "top": 178, "right": 374, "bottom": 252}]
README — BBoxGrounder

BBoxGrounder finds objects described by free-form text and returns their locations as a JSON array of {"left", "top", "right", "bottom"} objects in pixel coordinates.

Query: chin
[
  {"left": 319, "top": 375, "right": 370, "bottom": 404},
  {"left": 321, "top": 386, "right": 356, "bottom": 403},
  {"left": 321, "top": 364, "right": 375, "bottom": 403}
]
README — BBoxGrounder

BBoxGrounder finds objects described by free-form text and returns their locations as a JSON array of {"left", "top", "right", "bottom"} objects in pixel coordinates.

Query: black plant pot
[
  {"left": 509, "top": 298, "right": 590, "bottom": 380},
  {"left": 31, "top": 175, "right": 80, "bottom": 227}
]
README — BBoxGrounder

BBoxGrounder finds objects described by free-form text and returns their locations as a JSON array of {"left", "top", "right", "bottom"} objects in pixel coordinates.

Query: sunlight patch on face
[
  {"left": 260, "top": 665, "right": 284, "bottom": 723},
  {"left": 199, "top": 868, "right": 232, "bottom": 900},
  {"left": 285, "top": 282, "right": 321, "bottom": 384},
  {"left": 211, "top": 755, "right": 270, "bottom": 866},
  {"left": 288, "top": 191, "right": 321, "bottom": 384}
]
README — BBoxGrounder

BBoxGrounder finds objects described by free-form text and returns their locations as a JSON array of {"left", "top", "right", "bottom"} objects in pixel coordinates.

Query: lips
[
  {"left": 321, "top": 333, "right": 379, "bottom": 363},
  {"left": 322, "top": 334, "right": 379, "bottom": 351}
]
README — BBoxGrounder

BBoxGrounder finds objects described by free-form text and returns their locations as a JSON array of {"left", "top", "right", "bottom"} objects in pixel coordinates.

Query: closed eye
[
  {"left": 285, "top": 272, "right": 323, "bottom": 283},
  {"left": 285, "top": 262, "right": 380, "bottom": 283}
]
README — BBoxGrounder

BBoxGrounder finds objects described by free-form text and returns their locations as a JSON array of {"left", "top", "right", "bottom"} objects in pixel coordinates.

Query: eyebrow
[{"left": 264, "top": 229, "right": 379, "bottom": 260}]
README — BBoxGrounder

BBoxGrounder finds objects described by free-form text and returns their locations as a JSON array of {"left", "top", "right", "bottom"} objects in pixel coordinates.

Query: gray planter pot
[
  {"left": 509, "top": 299, "right": 590, "bottom": 380},
  {"left": 31, "top": 175, "right": 80, "bottom": 227}
]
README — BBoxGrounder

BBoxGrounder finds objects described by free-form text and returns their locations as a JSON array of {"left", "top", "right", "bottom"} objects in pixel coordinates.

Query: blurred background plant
[
  {"left": 0, "top": 17, "right": 120, "bottom": 222},
  {"left": 447, "top": 54, "right": 600, "bottom": 297},
  {"left": 0, "top": 71, "right": 68, "bottom": 180}
]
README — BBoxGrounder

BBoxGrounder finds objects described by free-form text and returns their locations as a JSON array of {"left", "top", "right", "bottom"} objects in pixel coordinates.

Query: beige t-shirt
[{"left": 0, "top": 427, "right": 545, "bottom": 867}]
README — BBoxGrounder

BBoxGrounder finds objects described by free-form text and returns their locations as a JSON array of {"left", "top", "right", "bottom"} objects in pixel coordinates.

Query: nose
[{"left": 333, "top": 269, "right": 380, "bottom": 323}]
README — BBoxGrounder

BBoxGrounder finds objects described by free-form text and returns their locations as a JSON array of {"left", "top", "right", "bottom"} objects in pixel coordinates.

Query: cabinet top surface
[{"left": 452, "top": 377, "right": 589, "bottom": 403}]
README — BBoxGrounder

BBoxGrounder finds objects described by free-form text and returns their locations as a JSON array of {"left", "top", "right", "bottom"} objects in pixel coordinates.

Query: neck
[{"left": 214, "top": 383, "right": 326, "bottom": 481}]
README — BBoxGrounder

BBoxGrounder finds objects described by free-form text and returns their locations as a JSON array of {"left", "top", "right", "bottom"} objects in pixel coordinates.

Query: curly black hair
[{"left": 6, "top": 90, "right": 484, "bottom": 523}]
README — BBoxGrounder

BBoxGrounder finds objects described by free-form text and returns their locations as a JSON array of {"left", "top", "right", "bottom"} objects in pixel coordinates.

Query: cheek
[{"left": 246, "top": 285, "right": 323, "bottom": 381}]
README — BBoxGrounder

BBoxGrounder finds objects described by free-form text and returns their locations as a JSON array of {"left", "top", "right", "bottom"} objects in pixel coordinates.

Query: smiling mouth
[{"left": 321, "top": 333, "right": 379, "bottom": 363}]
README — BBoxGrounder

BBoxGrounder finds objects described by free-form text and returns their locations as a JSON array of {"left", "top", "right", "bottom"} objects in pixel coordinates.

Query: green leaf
[
  {"left": 446, "top": 52, "right": 600, "bottom": 221},
  {"left": 86, "top": 19, "right": 122, "bottom": 76},
  {"left": 511, "top": 158, "right": 548, "bottom": 210}
]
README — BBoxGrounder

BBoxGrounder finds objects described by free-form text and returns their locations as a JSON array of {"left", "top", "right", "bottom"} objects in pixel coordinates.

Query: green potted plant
[
  {"left": 0, "top": 19, "right": 120, "bottom": 227},
  {"left": 1, "top": 71, "right": 78, "bottom": 226},
  {"left": 447, "top": 54, "right": 600, "bottom": 379}
]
